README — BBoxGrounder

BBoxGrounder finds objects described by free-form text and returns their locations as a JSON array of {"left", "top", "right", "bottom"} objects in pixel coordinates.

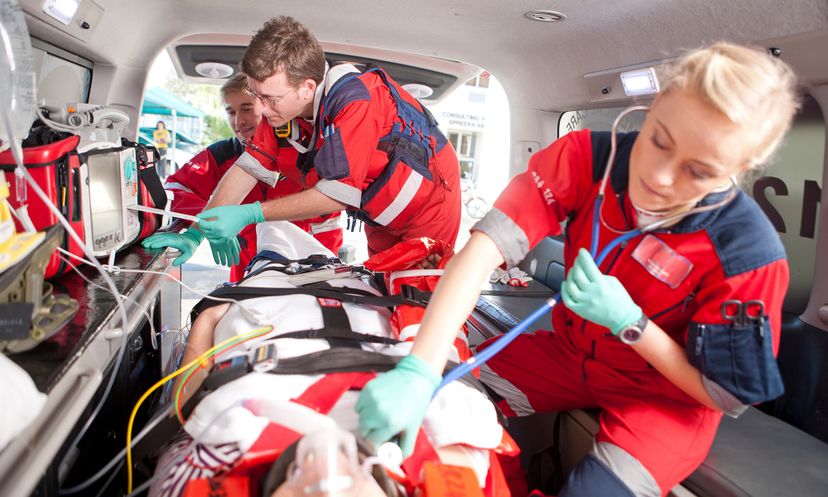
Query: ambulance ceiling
[{"left": 19, "top": 0, "right": 828, "bottom": 111}]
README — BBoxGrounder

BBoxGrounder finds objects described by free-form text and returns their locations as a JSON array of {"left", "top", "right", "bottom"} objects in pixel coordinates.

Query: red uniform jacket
[{"left": 235, "top": 66, "right": 462, "bottom": 255}]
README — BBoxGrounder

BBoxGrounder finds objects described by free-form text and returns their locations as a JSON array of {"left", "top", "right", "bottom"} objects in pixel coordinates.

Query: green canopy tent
[{"left": 141, "top": 87, "right": 204, "bottom": 118}]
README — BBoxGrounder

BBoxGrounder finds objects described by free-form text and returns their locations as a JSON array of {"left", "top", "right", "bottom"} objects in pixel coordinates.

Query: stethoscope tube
[{"left": 436, "top": 228, "right": 639, "bottom": 391}]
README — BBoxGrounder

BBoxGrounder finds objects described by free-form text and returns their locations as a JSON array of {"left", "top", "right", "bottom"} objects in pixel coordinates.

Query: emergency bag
[{"left": 0, "top": 128, "right": 86, "bottom": 278}]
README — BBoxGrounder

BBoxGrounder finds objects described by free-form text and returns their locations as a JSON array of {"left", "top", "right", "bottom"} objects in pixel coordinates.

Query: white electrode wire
[
  {"left": 60, "top": 406, "right": 173, "bottom": 494},
  {"left": 56, "top": 249, "right": 158, "bottom": 349},
  {"left": 598, "top": 105, "right": 740, "bottom": 235},
  {"left": 56, "top": 246, "right": 245, "bottom": 308},
  {"left": 126, "top": 401, "right": 244, "bottom": 497},
  {"left": 92, "top": 459, "right": 125, "bottom": 497},
  {"left": 0, "top": 105, "right": 133, "bottom": 488}
]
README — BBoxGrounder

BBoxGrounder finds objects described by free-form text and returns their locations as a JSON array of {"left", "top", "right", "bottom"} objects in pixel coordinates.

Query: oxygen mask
[{"left": 273, "top": 428, "right": 388, "bottom": 497}]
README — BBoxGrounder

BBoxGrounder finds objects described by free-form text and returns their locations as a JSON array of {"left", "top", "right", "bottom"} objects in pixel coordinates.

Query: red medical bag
[{"left": 0, "top": 130, "right": 85, "bottom": 279}]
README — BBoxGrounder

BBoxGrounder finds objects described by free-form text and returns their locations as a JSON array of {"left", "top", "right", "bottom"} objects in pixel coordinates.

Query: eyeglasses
[{"left": 244, "top": 86, "right": 295, "bottom": 106}]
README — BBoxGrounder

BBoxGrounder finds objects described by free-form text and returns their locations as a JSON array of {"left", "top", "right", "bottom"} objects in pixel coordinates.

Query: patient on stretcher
[{"left": 148, "top": 222, "right": 517, "bottom": 497}]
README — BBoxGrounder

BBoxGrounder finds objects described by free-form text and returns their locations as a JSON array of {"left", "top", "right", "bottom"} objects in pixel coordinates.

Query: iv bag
[{"left": 0, "top": 0, "right": 36, "bottom": 152}]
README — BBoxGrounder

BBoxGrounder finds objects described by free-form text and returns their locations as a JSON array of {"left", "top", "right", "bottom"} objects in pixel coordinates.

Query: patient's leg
[{"left": 173, "top": 304, "right": 230, "bottom": 405}]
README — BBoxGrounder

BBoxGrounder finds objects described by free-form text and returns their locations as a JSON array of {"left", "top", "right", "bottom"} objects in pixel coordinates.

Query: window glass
[
  {"left": 745, "top": 94, "right": 824, "bottom": 313},
  {"left": 31, "top": 44, "right": 92, "bottom": 103},
  {"left": 558, "top": 106, "right": 646, "bottom": 137},
  {"left": 428, "top": 73, "right": 510, "bottom": 248}
]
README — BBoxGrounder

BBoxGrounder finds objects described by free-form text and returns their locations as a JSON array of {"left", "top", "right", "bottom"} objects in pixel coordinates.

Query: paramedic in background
[
  {"left": 152, "top": 120, "right": 170, "bottom": 176},
  {"left": 141, "top": 74, "right": 343, "bottom": 282},
  {"left": 187, "top": 16, "right": 461, "bottom": 264},
  {"left": 358, "top": 43, "right": 799, "bottom": 497}
]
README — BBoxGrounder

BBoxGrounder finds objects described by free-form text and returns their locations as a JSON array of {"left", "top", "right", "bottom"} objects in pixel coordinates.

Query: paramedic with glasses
[
  {"left": 357, "top": 42, "right": 799, "bottom": 497},
  {"left": 181, "top": 16, "right": 462, "bottom": 263},
  {"left": 141, "top": 73, "right": 342, "bottom": 280}
]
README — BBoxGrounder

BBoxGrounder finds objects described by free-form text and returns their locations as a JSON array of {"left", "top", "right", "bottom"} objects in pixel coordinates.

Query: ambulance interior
[{"left": 1, "top": 0, "right": 828, "bottom": 496}]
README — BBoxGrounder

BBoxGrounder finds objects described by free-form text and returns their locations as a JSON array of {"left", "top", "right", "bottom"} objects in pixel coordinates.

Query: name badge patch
[{"left": 631, "top": 234, "right": 693, "bottom": 289}]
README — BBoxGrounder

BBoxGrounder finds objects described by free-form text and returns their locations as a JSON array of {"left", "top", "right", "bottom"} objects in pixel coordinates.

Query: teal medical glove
[
  {"left": 197, "top": 202, "right": 265, "bottom": 242},
  {"left": 141, "top": 228, "right": 203, "bottom": 266},
  {"left": 560, "top": 248, "right": 643, "bottom": 335},
  {"left": 208, "top": 236, "right": 240, "bottom": 267},
  {"left": 356, "top": 354, "right": 441, "bottom": 456}
]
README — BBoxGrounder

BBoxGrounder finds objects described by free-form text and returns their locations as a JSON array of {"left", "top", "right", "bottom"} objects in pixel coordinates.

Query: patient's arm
[{"left": 173, "top": 304, "right": 231, "bottom": 405}]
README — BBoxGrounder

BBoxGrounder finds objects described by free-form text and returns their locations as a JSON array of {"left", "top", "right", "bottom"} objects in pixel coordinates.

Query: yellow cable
[{"left": 126, "top": 325, "right": 273, "bottom": 492}]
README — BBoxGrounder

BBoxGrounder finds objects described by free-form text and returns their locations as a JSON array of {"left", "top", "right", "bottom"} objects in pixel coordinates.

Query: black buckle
[
  {"left": 400, "top": 284, "right": 430, "bottom": 307},
  {"left": 298, "top": 254, "right": 341, "bottom": 266}
]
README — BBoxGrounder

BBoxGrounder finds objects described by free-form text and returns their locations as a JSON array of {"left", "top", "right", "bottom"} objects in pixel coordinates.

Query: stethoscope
[{"left": 436, "top": 105, "right": 740, "bottom": 391}]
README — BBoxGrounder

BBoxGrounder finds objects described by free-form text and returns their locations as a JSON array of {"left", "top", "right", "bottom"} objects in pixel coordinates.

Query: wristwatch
[{"left": 618, "top": 314, "right": 649, "bottom": 345}]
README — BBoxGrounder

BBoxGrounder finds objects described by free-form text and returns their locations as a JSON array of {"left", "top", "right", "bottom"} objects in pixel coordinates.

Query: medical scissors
[{"left": 721, "top": 300, "right": 765, "bottom": 327}]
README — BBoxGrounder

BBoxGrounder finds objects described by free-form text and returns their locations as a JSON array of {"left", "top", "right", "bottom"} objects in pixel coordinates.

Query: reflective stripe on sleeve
[
  {"left": 235, "top": 151, "right": 279, "bottom": 187},
  {"left": 372, "top": 170, "right": 424, "bottom": 226}
]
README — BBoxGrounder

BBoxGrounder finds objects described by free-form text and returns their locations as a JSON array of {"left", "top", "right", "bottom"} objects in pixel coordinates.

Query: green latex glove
[
  {"left": 197, "top": 202, "right": 265, "bottom": 242},
  {"left": 560, "top": 248, "right": 643, "bottom": 335},
  {"left": 141, "top": 228, "right": 203, "bottom": 266},
  {"left": 209, "top": 236, "right": 241, "bottom": 267},
  {"left": 356, "top": 354, "right": 441, "bottom": 456}
]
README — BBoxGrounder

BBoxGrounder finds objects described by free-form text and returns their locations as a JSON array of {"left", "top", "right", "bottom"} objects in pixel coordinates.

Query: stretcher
[{"left": 142, "top": 222, "right": 519, "bottom": 497}]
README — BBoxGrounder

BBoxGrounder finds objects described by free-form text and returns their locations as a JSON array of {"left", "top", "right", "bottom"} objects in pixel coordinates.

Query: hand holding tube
[
  {"left": 196, "top": 202, "right": 265, "bottom": 242},
  {"left": 141, "top": 228, "right": 203, "bottom": 266},
  {"left": 356, "top": 354, "right": 441, "bottom": 456},
  {"left": 560, "top": 248, "right": 642, "bottom": 335}
]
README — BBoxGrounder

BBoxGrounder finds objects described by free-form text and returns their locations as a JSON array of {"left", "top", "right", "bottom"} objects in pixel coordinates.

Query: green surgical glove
[
  {"left": 196, "top": 202, "right": 265, "bottom": 242},
  {"left": 208, "top": 236, "right": 240, "bottom": 267},
  {"left": 560, "top": 248, "right": 643, "bottom": 335},
  {"left": 356, "top": 354, "right": 442, "bottom": 456},
  {"left": 141, "top": 228, "right": 203, "bottom": 266}
]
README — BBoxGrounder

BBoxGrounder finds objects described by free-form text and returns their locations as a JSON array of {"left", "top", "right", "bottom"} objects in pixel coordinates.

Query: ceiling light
[
  {"left": 42, "top": 0, "right": 81, "bottom": 25},
  {"left": 402, "top": 83, "right": 433, "bottom": 99},
  {"left": 524, "top": 10, "right": 566, "bottom": 23},
  {"left": 620, "top": 68, "right": 660, "bottom": 96},
  {"left": 195, "top": 62, "right": 235, "bottom": 79}
]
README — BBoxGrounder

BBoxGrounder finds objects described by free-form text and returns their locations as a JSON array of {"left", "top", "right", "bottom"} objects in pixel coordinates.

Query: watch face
[{"left": 620, "top": 326, "right": 642, "bottom": 344}]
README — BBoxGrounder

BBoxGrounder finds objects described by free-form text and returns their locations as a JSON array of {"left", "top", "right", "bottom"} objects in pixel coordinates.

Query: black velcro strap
[
  {"left": 139, "top": 166, "right": 168, "bottom": 210},
  {"left": 190, "top": 285, "right": 426, "bottom": 322},
  {"left": 267, "top": 348, "right": 402, "bottom": 375},
  {"left": 278, "top": 328, "right": 400, "bottom": 345}
]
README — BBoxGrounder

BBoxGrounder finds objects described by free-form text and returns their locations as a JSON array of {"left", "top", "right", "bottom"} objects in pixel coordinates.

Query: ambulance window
[
  {"left": 30, "top": 38, "right": 93, "bottom": 104},
  {"left": 427, "top": 71, "right": 510, "bottom": 249},
  {"left": 558, "top": 106, "right": 646, "bottom": 137},
  {"left": 744, "top": 94, "right": 824, "bottom": 313}
]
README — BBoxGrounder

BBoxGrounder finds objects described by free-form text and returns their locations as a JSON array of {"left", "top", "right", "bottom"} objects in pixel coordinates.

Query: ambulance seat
[
  {"left": 518, "top": 236, "right": 565, "bottom": 292},
  {"left": 470, "top": 238, "right": 828, "bottom": 497}
]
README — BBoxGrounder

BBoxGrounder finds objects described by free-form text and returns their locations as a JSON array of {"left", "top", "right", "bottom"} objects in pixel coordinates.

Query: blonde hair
[
  {"left": 241, "top": 16, "right": 326, "bottom": 86},
  {"left": 220, "top": 73, "right": 248, "bottom": 100},
  {"left": 661, "top": 42, "right": 800, "bottom": 167}
]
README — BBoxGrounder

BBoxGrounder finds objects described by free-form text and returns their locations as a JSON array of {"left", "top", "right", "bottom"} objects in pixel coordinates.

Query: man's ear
[{"left": 300, "top": 79, "right": 317, "bottom": 101}]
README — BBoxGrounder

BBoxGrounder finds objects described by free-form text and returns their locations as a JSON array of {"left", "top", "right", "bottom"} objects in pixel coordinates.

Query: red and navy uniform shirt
[
  {"left": 165, "top": 137, "right": 342, "bottom": 281},
  {"left": 238, "top": 68, "right": 462, "bottom": 256},
  {"left": 474, "top": 129, "right": 787, "bottom": 407}
]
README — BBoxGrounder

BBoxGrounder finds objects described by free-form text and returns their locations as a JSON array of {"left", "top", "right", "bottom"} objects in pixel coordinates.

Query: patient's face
[{"left": 271, "top": 447, "right": 387, "bottom": 497}]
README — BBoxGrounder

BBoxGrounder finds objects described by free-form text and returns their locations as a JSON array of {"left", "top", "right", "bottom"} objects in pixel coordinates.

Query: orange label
[{"left": 422, "top": 461, "right": 485, "bottom": 497}]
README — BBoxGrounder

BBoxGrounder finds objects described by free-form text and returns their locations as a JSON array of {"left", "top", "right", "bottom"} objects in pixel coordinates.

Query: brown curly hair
[{"left": 241, "top": 16, "right": 326, "bottom": 86}]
